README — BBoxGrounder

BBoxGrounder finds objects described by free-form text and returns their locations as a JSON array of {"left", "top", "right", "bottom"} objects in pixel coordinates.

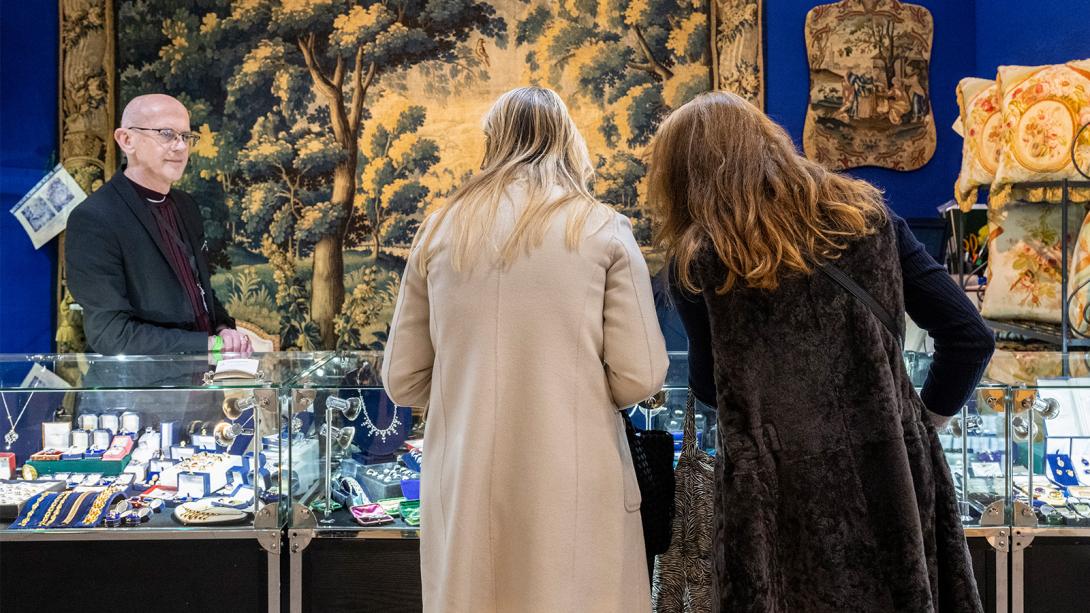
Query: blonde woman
[
  {"left": 648, "top": 92, "right": 992, "bottom": 612},
  {"left": 382, "top": 87, "right": 668, "bottom": 613}
]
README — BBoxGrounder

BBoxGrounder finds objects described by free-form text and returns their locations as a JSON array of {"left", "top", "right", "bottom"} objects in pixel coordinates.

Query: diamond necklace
[
  {"left": 2, "top": 392, "right": 34, "bottom": 449},
  {"left": 357, "top": 393, "right": 401, "bottom": 443}
]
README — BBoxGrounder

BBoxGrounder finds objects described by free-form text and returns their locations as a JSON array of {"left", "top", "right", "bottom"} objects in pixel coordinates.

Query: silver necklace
[
  {"left": 357, "top": 393, "right": 401, "bottom": 443},
  {"left": 1, "top": 392, "right": 34, "bottom": 449}
]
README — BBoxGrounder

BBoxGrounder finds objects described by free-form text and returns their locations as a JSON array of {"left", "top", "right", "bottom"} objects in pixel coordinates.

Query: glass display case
[
  {"left": 286, "top": 351, "right": 704, "bottom": 533},
  {"left": 974, "top": 350, "right": 1090, "bottom": 530},
  {"left": 285, "top": 351, "right": 704, "bottom": 611},
  {"left": 10, "top": 348, "right": 1088, "bottom": 612},
  {"left": 907, "top": 351, "right": 1010, "bottom": 529},
  {"left": 0, "top": 352, "right": 328, "bottom": 612},
  {"left": 286, "top": 351, "right": 423, "bottom": 534},
  {"left": 0, "top": 352, "right": 329, "bottom": 535}
]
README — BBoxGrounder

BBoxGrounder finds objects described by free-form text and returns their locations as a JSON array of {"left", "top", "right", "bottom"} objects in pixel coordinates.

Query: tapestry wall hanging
[
  {"left": 712, "top": 0, "right": 763, "bottom": 108},
  {"left": 57, "top": 0, "right": 764, "bottom": 352},
  {"left": 803, "top": 0, "right": 935, "bottom": 171}
]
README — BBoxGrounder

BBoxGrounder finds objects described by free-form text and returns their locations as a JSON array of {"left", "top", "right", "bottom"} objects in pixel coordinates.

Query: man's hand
[{"left": 210, "top": 327, "right": 253, "bottom": 356}]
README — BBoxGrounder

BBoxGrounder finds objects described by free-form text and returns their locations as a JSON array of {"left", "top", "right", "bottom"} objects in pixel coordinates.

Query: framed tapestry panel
[{"left": 803, "top": 0, "right": 935, "bottom": 171}]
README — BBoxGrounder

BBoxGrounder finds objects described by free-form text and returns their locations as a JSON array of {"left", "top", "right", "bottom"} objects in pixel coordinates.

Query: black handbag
[{"left": 622, "top": 408, "right": 676, "bottom": 556}]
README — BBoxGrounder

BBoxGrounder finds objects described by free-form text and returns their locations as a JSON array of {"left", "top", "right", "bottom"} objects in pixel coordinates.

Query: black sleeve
[
  {"left": 667, "top": 265, "right": 718, "bottom": 407},
  {"left": 895, "top": 214, "right": 995, "bottom": 416},
  {"left": 65, "top": 203, "right": 208, "bottom": 355}
]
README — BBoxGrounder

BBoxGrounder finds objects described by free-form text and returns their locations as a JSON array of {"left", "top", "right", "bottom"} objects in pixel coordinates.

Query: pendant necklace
[{"left": 2, "top": 392, "right": 34, "bottom": 449}]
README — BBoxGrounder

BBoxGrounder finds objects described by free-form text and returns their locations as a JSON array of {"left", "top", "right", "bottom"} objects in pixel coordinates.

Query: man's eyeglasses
[{"left": 127, "top": 126, "right": 200, "bottom": 147}]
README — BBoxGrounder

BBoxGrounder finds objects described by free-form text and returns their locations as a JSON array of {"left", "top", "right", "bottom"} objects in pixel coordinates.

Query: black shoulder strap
[{"left": 818, "top": 263, "right": 902, "bottom": 344}]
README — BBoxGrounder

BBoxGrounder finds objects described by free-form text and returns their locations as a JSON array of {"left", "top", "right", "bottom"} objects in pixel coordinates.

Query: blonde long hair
[
  {"left": 417, "top": 87, "right": 607, "bottom": 273},
  {"left": 648, "top": 91, "right": 887, "bottom": 294}
]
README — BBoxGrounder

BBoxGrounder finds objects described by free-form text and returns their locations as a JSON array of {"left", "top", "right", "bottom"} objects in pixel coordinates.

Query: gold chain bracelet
[
  {"left": 16, "top": 493, "right": 51, "bottom": 527},
  {"left": 38, "top": 491, "right": 73, "bottom": 528},
  {"left": 82, "top": 486, "right": 121, "bottom": 527},
  {"left": 59, "top": 491, "right": 96, "bottom": 527}
]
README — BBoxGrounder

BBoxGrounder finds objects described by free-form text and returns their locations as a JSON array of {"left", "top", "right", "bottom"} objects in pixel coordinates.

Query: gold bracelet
[
  {"left": 82, "top": 486, "right": 121, "bottom": 527},
  {"left": 17, "top": 493, "right": 51, "bottom": 527},
  {"left": 59, "top": 491, "right": 95, "bottom": 527},
  {"left": 39, "top": 491, "right": 73, "bottom": 528}
]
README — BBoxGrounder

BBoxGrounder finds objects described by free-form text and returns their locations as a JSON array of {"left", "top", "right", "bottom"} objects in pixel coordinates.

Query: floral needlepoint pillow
[
  {"left": 991, "top": 60, "right": 1090, "bottom": 207},
  {"left": 954, "top": 78, "right": 1002, "bottom": 212},
  {"left": 1069, "top": 212, "right": 1090, "bottom": 336},
  {"left": 981, "top": 203, "right": 1082, "bottom": 324}
]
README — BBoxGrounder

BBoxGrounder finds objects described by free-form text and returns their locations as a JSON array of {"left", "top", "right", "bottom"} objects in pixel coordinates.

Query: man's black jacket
[{"left": 65, "top": 171, "right": 234, "bottom": 354}]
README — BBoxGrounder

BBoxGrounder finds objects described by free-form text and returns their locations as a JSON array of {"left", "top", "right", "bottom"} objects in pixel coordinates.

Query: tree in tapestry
[{"left": 117, "top": 0, "right": 711, "bottom": 350}]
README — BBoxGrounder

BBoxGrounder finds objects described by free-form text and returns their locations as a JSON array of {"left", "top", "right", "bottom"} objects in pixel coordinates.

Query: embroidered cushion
[
  {"left": 991, "top": 60, "right": 1090, "bottom": 207},
  {"left": 981, "top": 203, "right": 1081, "bottom": 323},
  {"left": 954, "top": 78, "right": 1002, "bottom": 212}
]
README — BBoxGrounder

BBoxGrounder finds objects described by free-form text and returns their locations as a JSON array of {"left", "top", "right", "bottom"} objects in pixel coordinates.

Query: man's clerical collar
[{"left": 127, "top": 176, "right": 169, "bottom": 204}]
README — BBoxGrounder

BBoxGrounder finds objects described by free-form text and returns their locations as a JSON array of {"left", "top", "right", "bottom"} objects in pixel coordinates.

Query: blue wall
[
  {"left": 765, "top": 0, "right": 978, "bottom": 220},
  {"left": 975, "top": 1, "right": 1090, "bottom": 75},
  {"left": 0, "top": 3, "right": 58, "bottom": 353}
]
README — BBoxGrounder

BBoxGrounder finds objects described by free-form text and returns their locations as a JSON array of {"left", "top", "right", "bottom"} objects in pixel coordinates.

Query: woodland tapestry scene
[{"left": 110, "top": 0, "right": 744, "bottom": 350}]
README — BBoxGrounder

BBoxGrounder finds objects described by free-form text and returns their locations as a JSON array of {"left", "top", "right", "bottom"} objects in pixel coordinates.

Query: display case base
[
  {"left": 295, "top": 535, "right": 422, "bottom": 613},
  {"left": 1, "top": 537, "right": 277, "bottom": 612}
]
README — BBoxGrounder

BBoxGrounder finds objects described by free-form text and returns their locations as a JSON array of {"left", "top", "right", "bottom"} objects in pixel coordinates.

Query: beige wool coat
[{"left": 382, "top": 183, "right": 669, "bottom": 613}]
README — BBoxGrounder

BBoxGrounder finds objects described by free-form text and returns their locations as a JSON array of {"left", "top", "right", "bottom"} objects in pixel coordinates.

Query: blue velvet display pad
[
  {"left": 400, "top": 479, "right": 420, "bottom": 500},
  {"left": 352, "top": 403, "right": 413, "bottom": 463},
  {"left": 9, "top": 492, "right": 60, "bottom": 529},
  {"left": 1047, "top": 454, "right": 1081, "bottom": 487}
]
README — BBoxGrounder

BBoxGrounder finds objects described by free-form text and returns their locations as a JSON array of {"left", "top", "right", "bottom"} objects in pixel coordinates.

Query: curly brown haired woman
[{"left": 648, "top": 91, "right": 992, "bottom": 613}]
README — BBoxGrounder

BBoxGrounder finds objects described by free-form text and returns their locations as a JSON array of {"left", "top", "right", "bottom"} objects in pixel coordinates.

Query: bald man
[{"left": 65, "top": 94, "right": 250, "bottom": 355}]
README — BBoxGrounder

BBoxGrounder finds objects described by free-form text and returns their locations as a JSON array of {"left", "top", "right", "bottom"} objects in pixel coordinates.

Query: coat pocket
[{"left": 615, "top": 412, "right": 642, "bottom": 512}]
